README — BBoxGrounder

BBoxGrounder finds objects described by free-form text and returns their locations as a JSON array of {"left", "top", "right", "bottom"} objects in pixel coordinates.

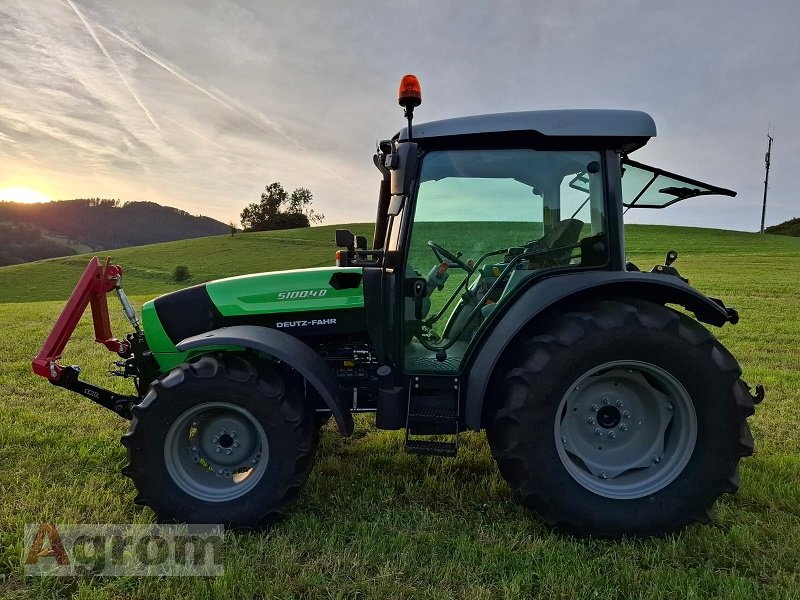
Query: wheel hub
[
  {"left": 555, "top": 361, "right": 697, "bottom": 500},
  {"left": 165, "top": 402, "right": 270, "bottom": 502},
  {"left": 195, "top": 414, "right": 259, "bottom": 469},
  {"left": 596, "top": 405, "right": 621, "bottom": 429}
]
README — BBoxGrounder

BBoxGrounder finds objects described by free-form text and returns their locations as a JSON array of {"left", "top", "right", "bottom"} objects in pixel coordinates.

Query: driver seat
[{"left": 525, "top": 218, "right": 584, "bottom": 268}]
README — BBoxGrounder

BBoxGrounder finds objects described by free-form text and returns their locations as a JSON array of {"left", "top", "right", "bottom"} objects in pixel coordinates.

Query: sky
[{"left": 0, "top": 0, "right": 797, "bottom": 232}]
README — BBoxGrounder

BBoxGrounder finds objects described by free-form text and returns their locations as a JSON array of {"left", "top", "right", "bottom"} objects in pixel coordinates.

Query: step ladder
[{"left": 404, "top": 375, "right": 460, "bottom": 457}]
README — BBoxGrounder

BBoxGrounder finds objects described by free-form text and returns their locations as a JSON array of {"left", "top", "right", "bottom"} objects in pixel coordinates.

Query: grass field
[{"left": 1, "top": 223, "right": 799, "bottom": 599}]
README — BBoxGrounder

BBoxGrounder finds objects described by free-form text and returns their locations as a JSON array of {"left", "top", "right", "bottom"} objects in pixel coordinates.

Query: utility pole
[{"left": 760, "top": 131, "right": 774, "bottom": 234}]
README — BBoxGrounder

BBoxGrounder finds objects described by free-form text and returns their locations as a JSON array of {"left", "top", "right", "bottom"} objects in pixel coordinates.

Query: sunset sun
[{"left": 0, "top": 186, "right": 51, "bottom": 204}]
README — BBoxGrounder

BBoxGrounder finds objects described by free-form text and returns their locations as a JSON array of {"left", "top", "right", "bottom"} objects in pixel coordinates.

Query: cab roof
[{"left": 396, "top": 109, "right": 657, "bottom": 152}]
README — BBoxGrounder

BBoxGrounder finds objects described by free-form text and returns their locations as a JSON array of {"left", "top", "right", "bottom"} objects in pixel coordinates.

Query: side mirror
[
  {"left": 354, "top": 235, "right": 367, "bottom": 250},
  {"left": 335, "top": 229, "right": 355, "bottom": 249}
]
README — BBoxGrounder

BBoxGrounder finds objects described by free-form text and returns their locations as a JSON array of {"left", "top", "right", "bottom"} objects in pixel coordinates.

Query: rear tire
[
  {"left": 121, "top": 354, "right": 317, "bottom": 528},
  {"left": 486, "top": 299, "right": 755, "bottom": 537}
]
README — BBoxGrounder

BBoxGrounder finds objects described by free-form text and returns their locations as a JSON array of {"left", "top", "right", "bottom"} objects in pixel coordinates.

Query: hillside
[
  {"left": 765, "top": 216, "right": 800, "bottom": 237},
  {"left": 0, "top": 199, "right": 230, "bottom": 266},
  {"left": 1, "top": 222, "right": 798, "bottom": 304}
]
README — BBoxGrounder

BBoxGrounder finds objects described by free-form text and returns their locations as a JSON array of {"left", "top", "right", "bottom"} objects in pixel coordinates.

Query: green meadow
[{"left": 0, "top": 223, "right": 798, "bottom": 599}]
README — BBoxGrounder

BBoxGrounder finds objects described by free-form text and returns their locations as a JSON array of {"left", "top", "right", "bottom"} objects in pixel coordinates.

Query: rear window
[{"left": 621, "top": 159, "right": 735, "bottom": 209}]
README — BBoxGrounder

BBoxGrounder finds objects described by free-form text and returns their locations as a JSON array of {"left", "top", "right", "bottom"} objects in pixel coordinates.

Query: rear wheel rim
[
  {"left": 554, "top": 360, "right": 697, "bottom": 500},
  {"left": 164, "top": 402, "right": 269, "bottom": 502}
]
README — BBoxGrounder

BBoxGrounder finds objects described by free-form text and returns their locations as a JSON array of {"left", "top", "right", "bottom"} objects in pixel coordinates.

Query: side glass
[{"left": 403, "top": 149, "right": 607, "bottom": 374}]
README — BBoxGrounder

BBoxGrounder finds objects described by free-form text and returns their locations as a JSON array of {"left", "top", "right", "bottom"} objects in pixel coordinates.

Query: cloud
[{"left": 0, "top": 0, "right": 798, "bottom": 230}]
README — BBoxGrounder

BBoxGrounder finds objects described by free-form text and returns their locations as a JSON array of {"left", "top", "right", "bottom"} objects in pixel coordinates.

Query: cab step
[
  {"left": 405, "top": 439, "right": 457, "bottom": 457},
  {"left": 404, "top": 375, "right": 460, "bottom": 457}
]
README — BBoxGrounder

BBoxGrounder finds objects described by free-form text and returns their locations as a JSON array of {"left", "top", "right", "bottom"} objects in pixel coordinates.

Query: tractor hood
[
  {"left": 205, "top": 267, "right": 364, "bottom": 316},
  {"left": 140, "top": 266, "right": 366, "bottom": 357}
]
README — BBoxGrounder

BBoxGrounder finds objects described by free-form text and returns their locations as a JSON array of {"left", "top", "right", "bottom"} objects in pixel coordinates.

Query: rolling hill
[
  {"left": 766, "top": 216, "right": 800, "bottom": 237},
  {"left": 1, "top": 222, "right": 798, "bottom": 304},
  {"left": 0, "top": 199, "right": 230, "bottom": 266}
]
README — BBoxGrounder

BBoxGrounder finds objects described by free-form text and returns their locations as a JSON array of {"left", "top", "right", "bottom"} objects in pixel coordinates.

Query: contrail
[
  {"left": 93, "top": 22, "right": 353, "bottom": 188},
  {"left": 64, "top": 0, "right": 159, "bottom": 131},
  {"left": 157, "top": 113, "right": 226, "bottom": 151}
]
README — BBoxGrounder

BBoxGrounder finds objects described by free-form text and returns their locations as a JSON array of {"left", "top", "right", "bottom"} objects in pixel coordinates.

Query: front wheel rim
[
  {"left": 164, "top": 402, "right": 270, "bottom": 502},
  {"left": 554, "top": 360, "right": 697, "bottom": 500}
]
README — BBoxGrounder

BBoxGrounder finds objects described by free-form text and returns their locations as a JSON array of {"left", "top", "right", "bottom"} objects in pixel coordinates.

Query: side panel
[
  {"left": 142, "top": 267, "right": 369, "bottom": 371},
  {"left": 463, "top": 271, "right": 733, "bottom": 431}
]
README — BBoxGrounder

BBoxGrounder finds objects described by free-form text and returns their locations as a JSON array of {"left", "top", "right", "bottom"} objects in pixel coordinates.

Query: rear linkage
[{"left": 31, "top": 257, "right": 155, "bottom": 419}]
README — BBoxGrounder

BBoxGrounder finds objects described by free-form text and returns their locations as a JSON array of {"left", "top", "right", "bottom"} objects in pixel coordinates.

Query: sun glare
[{"left": 0, "top": 186, "right": 52, "bottom": 204}]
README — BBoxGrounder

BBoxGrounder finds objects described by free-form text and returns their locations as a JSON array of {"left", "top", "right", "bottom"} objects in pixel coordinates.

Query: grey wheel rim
[
  {"left": 164, "top": 402, "right": 269, "bottom": 502},
  {"left": 554, "top": 360, "right": 697, "bottom": 500}
]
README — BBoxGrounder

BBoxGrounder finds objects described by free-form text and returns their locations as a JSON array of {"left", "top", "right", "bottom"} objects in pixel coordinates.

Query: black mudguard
[
  {"left": 177, "top": 325, "right": 354, "bottom": 436},
  {"left": 464, "top": 271, "right": 736, "bottom": 431}
]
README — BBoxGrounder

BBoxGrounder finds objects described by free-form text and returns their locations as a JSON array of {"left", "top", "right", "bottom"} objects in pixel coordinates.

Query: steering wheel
[{"left": 427, "top": 241, "right": 473, "bottom": 273}]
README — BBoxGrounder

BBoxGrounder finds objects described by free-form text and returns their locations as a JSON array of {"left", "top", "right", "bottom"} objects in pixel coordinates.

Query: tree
[
  {"left": 289, "top": 188, "right": 325, "bottom": 225},
  {"left": 240, "top": 182, "right": 325, "bottom": 231}
]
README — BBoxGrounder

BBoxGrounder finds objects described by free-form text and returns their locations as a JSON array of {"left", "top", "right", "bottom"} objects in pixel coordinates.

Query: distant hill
[
  {"left": 0, "top": 199, "right": 230, "bottom": 266},
  {"left": 2, "top": 223, "right": 799, "bottom": 304},
  {"left": 765, "top": 217, "right": 800, "bottom": 237}
]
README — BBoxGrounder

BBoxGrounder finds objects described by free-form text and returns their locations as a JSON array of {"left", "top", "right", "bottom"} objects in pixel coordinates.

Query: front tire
[
  {"left": 121, "top": 354, "right": 317, "bottom": 528},
  {"left": 486, "top": 299, "right": 755, "bottom": 538}
]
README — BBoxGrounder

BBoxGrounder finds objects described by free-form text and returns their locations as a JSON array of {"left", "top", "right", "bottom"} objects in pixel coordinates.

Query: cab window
[{"left": 402, "top": 149, "right": 608, "bottom": 373}]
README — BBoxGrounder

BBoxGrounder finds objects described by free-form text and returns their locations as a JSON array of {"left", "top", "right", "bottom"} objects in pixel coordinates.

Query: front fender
[
  {"left": 177, "top": 325, "right": 353, "bottom": 436},
  {"left": 464, "top": 271, "right": 736, "bottom": 431}
]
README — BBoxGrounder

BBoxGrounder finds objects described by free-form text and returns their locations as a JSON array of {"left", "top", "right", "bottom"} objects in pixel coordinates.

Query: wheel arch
[
  {"left": 464, "top": 271, "right": 736, "bottom": 431},
  {"left": 176, "top": 325, "right": 354, "bottom": 436}
]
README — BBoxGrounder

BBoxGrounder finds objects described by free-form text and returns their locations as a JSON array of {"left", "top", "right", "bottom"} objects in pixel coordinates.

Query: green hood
[{"left": 140, "top": 266, "right": 365, "bottom": 370}]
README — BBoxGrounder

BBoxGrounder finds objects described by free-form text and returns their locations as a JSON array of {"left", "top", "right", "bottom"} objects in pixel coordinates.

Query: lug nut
[
  {"left": 211, "top": 436, "right": 219, "bottom": 444},
  {"left": 594, "top": 428, "right": 604, "bottom": 437},
  {"left": 232, "top": 441, "right": 240, "bottom": 448},
  {"left": 215, "top": 447, "right": 221, "bottom": 454},
  {"left": 615, "top": 400, "right": 623, "bottom": 407},
  {"left": 225, "top": 448, "right": 232, "bottom": 455},
  {"left": 623, "top": 411, "right": 631, "bottom": 419},
  {"left": 619, "top": 423, "right": 628, "bottom": 431},
  {"left": 602, "top": 396, "right": 610, "bottom": 405},
  {"left": 231, "top": 431, "right": 238, "bottom": 438},
  {"left": 591, "top": 404, "right": 599, "bottom": 412},
  {"left": 608, "top": 431, "right": 616, "bottom": 438},
  {"left": 587, "top": 417, "right": 596, "bottom": 425}
]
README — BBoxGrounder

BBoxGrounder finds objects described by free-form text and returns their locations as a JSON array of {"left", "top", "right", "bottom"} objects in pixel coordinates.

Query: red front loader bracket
[
  {"left": 32, "top": 257, "right": 131, "bottom": 381},
  {"left": 31, "top": 257, "right": 141, "bottom": 418}
]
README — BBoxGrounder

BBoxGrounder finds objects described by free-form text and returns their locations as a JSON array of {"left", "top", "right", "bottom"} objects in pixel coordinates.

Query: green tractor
[{"left": 33, "top": 75, "right": 763, "bottom": 537}]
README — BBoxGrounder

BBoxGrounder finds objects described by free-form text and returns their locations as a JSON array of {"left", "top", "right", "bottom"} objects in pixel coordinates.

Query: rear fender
[
  {"left": 177, "top": 325, "right": 353, "bottom": 436},
  {"left": 464, "top": 271, "right": 736, "bottom": 431}
]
